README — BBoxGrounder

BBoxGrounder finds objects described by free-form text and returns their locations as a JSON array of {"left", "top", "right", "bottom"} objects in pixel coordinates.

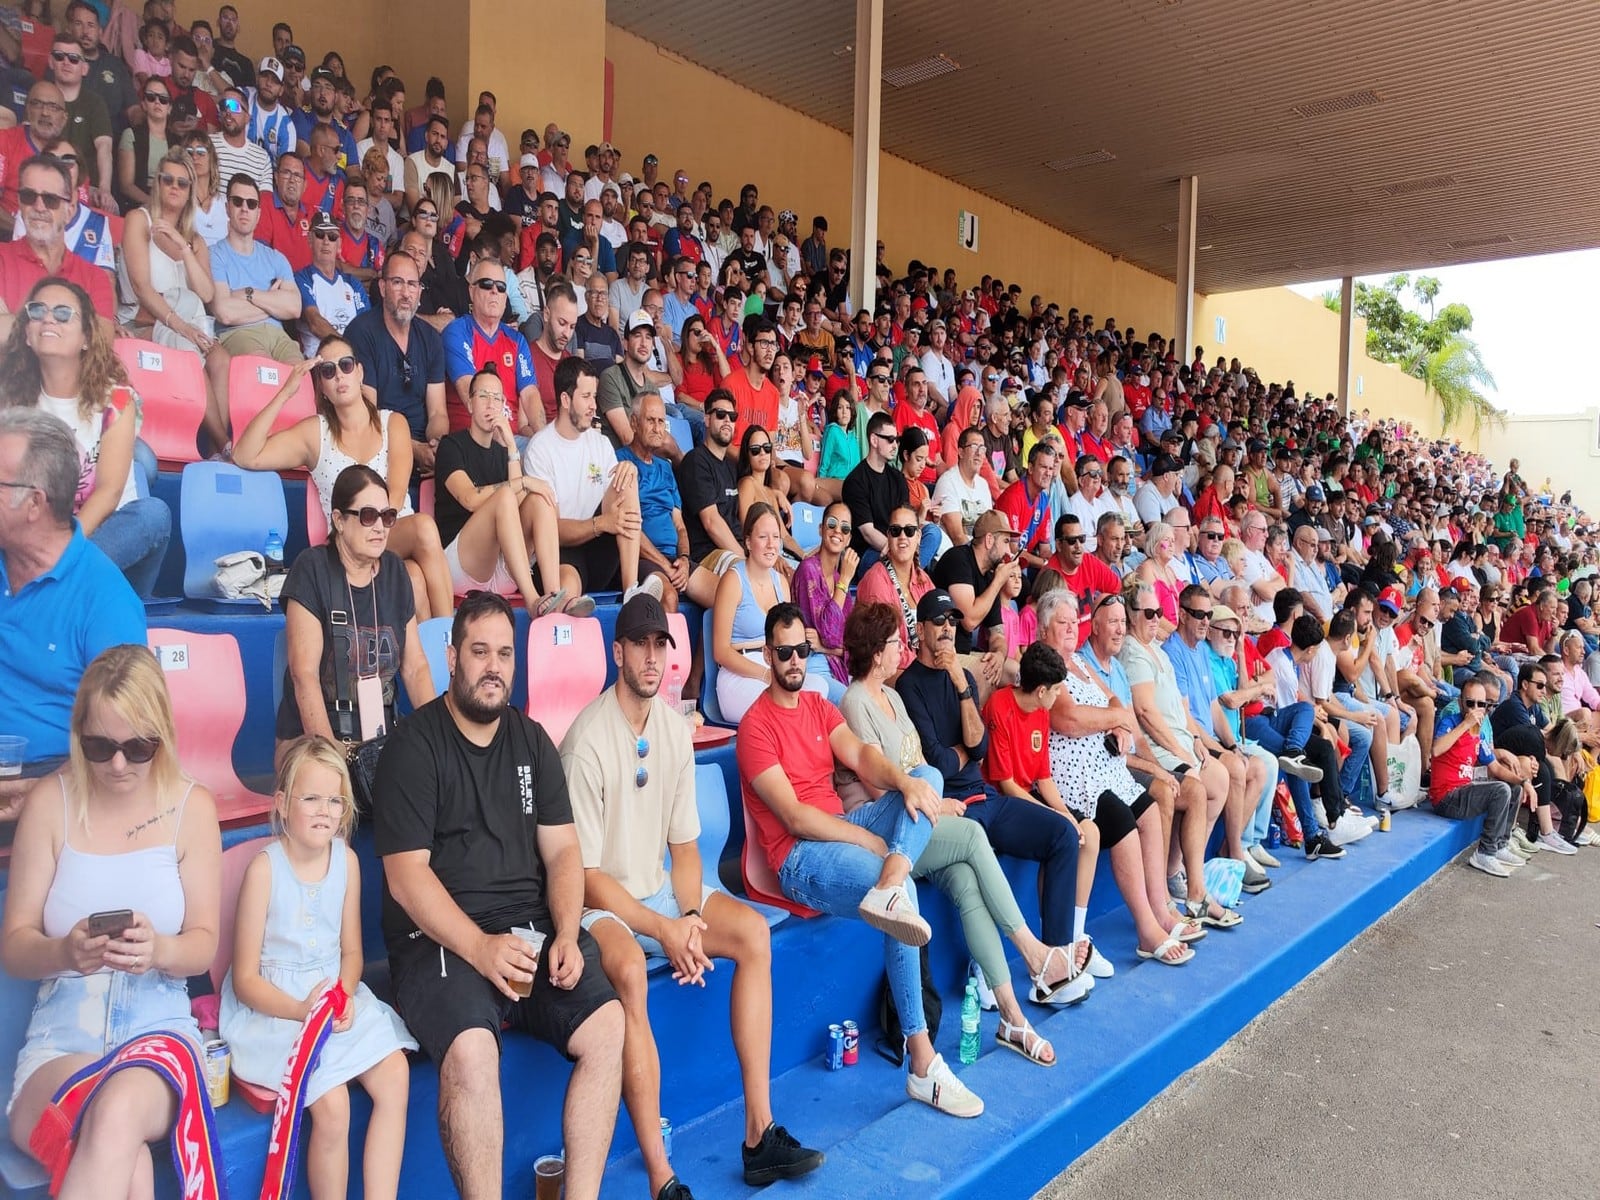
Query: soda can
[
  {"left": 659, "top": 1116, "right": 673, "bottom": 1160},
  {"left": 1379, "top": 809, "right": 1392, "bottom": 832},
  {"left": 1267, "top": 821, "right": 1282, "bottom": 850},
  {"left": 841, "top": 1020, "right": 859, "bottom": 1066},
  {"left": 825, "top": 1024, "right": 844, "bottom": 1070},
  {"left": 203, "top": 1038, "right": 230, "bottom": 1109}
]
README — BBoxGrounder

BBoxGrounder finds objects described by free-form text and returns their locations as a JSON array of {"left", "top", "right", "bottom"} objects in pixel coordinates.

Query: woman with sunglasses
[
  {"left": 1133, "top": 520, "right": 1182, "bottom": 633},
  {"left": 712, "top": 502, "right": 838, "bottom": 722},
  {"left": 0, "top": 277, "right": 173, "bottom": 597},
  {"left": 233, "top": 335, "right": 454, "bottom": 621},
  {"left": 736, "top": 424, "right": 801, "bottom": 561},
  {"left": 3, "top": 645, "right": 223, "bottom": 1196},
  {"left": 277, "top": 463, "right": 435, "bottom": 762},
  {"left": 181, "top": 132, "right": 226, "bottom": 243},
  {"left": 422, "top": 170, "right": 466, "bottom": 263},
  {"left": 855, "top": 505, "right": 935, "bottom": 680},
  {"left": 114, "top": 148, "right": 233, "bottom": 455},
  {"left": 793, "top": 501, "right": 858, "bottom": 686},
  {"left": 676, "top": 314, "right": 729, "bottom": 407},
  {"left": 115, "top": 75, "right": 171, "bottom": 211}
]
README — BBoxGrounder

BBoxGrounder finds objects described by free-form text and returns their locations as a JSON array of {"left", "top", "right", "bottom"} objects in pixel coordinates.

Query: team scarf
[
  {"left": 29, "top": 1031, "right": 227, "bottom": 1200},
  {"left": 259, "top": 982, "right": 349, "bottom": 1200}
]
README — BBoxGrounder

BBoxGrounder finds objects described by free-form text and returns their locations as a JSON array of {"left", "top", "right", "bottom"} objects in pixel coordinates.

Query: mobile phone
[{"left": 86, "top": 909, "right": 133, "bottom": 939}]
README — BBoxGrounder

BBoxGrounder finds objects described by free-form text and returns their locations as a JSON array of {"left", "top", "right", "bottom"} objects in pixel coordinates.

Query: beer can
[
  {"left": 1379, "top": 808, "right": 1391, "bottom": 832},
  {"left": 825, "top": 1024, "right": 844, "bottom": 1070},
  {"left": 660, "top": 1115, "right": 673, "bottom": 1159},
  {"left": 841, "top": 1020, "right": 859, "bottom": 1066},
  {"left": 203, "top": 1038, "right": 230, "bottom": 1109}
]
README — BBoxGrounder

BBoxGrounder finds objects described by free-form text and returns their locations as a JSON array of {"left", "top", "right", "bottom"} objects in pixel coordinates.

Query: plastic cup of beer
[
  {"left": 0, "top": 736, "right": 25, "bottom": 778},
  {"left": 509, "top": 927, "right": 543, "bottom": 998},
  {"left": 533, "top": 1153, "right": 564, "bottom": 1200}
]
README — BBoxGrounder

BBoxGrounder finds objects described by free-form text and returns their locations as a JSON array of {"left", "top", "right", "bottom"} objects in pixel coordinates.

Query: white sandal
[
  {"left": 995, "top": 1015, "right": 1055, "bottom": 1066},
  {"left": 1028, "top": 944, "right": 1093, "bottom": 1006},
  {"left": 1135, "top": 933, "right": 1195, "bottom": 966}
]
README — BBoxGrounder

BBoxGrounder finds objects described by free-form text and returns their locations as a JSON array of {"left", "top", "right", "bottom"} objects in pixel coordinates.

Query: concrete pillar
[
  {"left": 848, "top": 0, "right": 884, "bottom": 317},
  {"left": 1173, "top": 175, "right": 1197, "bottom": 360},
  {"left": 1336, "top": 276, "right": 1355, "bottom": 416}
]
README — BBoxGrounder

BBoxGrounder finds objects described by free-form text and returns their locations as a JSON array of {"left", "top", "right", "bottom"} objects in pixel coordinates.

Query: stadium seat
[
  {"left": 305, "top": 479, "right": 329, "bottom": 547},
  {"left": 418, "top": 476, "right": 436, "bottom": 518},
  {"left": 791, "top": 502, "right": 824, "bottom": 554},
  {"left": 113, "top": 338, "right": 206, "bottom": 466},
  {"left": 699, "top": 609, "right": 731, "bottom": 727},
  {"left": 417, "top": 615, "right": 453, "bottom": 696},
  {"left": 178, "top": 463, "right": 288, "bottom": 602},
  {"left": 524, "top": 613, "right": 605, "bottom": 745},
  {"left": 210, "top": 836, "right": 278, "bottom": 1113},
  {"left": 691, "top": 764, "right": 729, "bottom": 893},
  {"left": 668, "top": 415, "right": 692, "bottom": 455},
  {"left": 229, "top": 355, "right": 315, "bottom": 451},
  {"left": 147, "top": 628, "right": 273, "bottom": 826},
  {"left": 742, "top": 803, "right": 819, "bottom": 918}
]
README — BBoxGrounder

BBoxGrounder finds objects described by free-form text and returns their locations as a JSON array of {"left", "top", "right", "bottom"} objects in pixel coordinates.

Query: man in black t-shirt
[
  {"left": 676, "top": 387, "right": 744, "bottom": 564},
  {"left": 932, "top": 508, "right": 1021, "bottom": 668},
  {"left": 841, "top": 410, "right": 910, "bottom": 578},
  {"left": 374, "top": 593, "right": 624, "bottom": 1200}
]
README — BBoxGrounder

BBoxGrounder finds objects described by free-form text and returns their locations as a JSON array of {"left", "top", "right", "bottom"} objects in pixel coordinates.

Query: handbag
[{"left": 327, "top": 612, "right": 387, "bottom": 814}]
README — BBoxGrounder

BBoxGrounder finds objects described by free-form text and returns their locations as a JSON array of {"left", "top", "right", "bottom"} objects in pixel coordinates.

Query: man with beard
[
  {"left": 0, "top": 83, "right": 72, "bottom": 236},
  {"left": 0, "top": 155, "right": 115, "bottom": 339},
  {"left": 210, "top": 86, "right": 272, "bottom": 191},
  {"left": 676, "top": 388, "right": 743, "bottom": 565},
  {"left": 374, "top": 592, "right": 625, "bottom": 1200},
  {"left": 346, "top": 250, "right": 448, "bottom": 475},
  {"left": 1044, "top": 512, "right": 1120, "bottom": 609},
  {"left": 527, "top": 276, "right": 577, "bottom": 429},
  {"left": 560, "top": 595, "right": 824, "bottom": 1198}
]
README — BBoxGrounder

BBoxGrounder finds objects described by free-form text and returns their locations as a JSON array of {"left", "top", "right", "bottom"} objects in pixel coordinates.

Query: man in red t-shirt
[
  {"left": 725, "top": 315, "right": 778, "bottom": 442},
  {"left": 995, "top": 442, "right": 1058, "bottom": 571},
  {"left": 736, "top": 604, "right": 982, "bottom": 1117},
  {"left": 892, "top": 366, "right": 943, "bottom": 483},
  {"left": 527, "top": 278, "right": 577, "bottom": 428},
  {"left": 0, "top": 158, "right": 115, "bottom": 338},
  {"left": 1046, "top": 512, "right": 1120, "bottom": 605},
  {"left": 1498, "top": 587, "right": 1557, "bottom": 656},
  {"left": 1427, "top": 677, "right": 1522, "bottom": 876},
  {"left": 257, "top": 152, "right": 311, "bottom": 271}
]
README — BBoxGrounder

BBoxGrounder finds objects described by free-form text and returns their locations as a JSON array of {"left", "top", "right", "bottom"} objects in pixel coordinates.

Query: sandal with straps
[
  {"left": 1028, "top": 944, "right": 1093, "bottom": 1006},
  {"left": 995, "top": 1015, "right": 1055, "bottom": 1066},
  {"left": 1135, "top": 932, "right": 1195, "bottom": 966}
]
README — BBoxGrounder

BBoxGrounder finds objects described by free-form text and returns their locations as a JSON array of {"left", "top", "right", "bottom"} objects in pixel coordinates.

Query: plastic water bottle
[
  {"left": 264, "top": 529, "right": 284, "bottom": 575},
  {"left": 958, "top": 978, "right": 980, "bottom": 1065},
  {"left": 665, "top": 664, "right": 684, "bottom": 716}
]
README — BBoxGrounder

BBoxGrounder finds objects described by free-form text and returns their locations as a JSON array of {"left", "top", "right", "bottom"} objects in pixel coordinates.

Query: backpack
[{"left": 873, "top": 946, "right": 942, "bottom": 1066}]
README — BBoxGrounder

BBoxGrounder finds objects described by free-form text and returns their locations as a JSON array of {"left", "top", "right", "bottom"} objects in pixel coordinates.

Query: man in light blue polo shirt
[{"left": 0, "top": 409, "right": 145, "bottom": 816}]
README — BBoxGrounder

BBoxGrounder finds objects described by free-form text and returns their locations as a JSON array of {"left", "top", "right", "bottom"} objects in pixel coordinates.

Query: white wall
[{"left": 1494, "top": 410, "right": 1600, "bottom": 514}]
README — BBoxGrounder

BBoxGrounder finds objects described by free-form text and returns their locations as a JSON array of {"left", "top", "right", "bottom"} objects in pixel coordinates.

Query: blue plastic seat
[
  {"left": 667, "top": 415, "right": 693, "bottom": 455},
  {"left": 0, "top": 891, "right": 48, "bottom": 1193},
  {"left": 791, "top": 501, "right": 824, "bottom": 554},
  {"left": 699, "top": 608, "right": 730, "bottom": 727},
  {"left": 417, "top": 615, "right": 453, "bottom": 697},
  {"left": 178, "top": 463, "right": 288, "bottom": 603}
]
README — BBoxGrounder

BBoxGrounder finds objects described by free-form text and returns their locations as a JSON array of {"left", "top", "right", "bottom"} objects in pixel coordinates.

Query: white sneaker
[
  {"left": 1166, "top": 870, "right": 1187, "bottom": 901},
  {"left": 1492, "top": 846, "right": 1526, "bottom": 868},
  {"left": 970, "top": 961, "right": 998, "bottom": 1011},
  {"left": 1382, "top": 790, "right": 1418, "bottom": 812},
  {"left": 623, "top": 574, "right": 665, "bottom": 604},
  {"left": 906, "top": 1053, "right": 984, "bottom": 1118},
  {"left": 1083, "top": 939, "right": 1115, "bottom": 979},
  {"left": 1277, "top": 752, "right": 1324, "bottom": 783},
  {"left": 1577, "top": 829, "right": 1599, "bottom": 847},
  {"left": 858, "top": 884, "right": 932, "bottom": 945},
  {"left": 1249, "top": 844, "right": 1282, "bottom": 869},
  {"left": 1329, "top": 811, "right": 1373, "bottom": 847},
  {"left": 1537, "top": 831, "right": 1578, "bottom": 856},
  {"left": 1468, "top": 850, "right": 1512, "bottom": 877}
]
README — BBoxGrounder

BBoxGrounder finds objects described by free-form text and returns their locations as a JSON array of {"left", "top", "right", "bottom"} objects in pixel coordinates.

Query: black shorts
[
  {"left": 388, "top": 927, "right": 617, "bottom": 1065},
  {"left": 1092, "top": 789, "right": 1156, "bottom": 849},
  {"left": 560, "top": 537, "right": 623, "bottom": 593}
]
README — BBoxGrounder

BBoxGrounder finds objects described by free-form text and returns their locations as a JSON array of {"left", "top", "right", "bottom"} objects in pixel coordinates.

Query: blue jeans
[
  {"left": 91, "top": 496, "right": 172, "bottom": 599},
  {"left": 1338, "top": 713, "right": 1373, "bottom": 799},
  {"left": 1241, "top": 741, "right": 1279, "bottom": 847},
  {"left": 1247, "top": 703, "right": 1328, "bottom": 837},
  {"left": 779, "top": 765, "right": 942, "bottom": 1039}
]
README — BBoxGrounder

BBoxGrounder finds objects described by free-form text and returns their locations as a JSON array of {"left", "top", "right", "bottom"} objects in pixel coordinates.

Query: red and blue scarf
[{"left": 258, "top": 982, "right": 348, "bottom": 1200}]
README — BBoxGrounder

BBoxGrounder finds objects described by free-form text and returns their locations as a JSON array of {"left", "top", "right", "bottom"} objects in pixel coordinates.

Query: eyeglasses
[
  {"left": 771, "top": 642, "right": 813, "bottom": 662},
  {"left": 23, "top": 301, "right": 77, "bottom": 324},
  {"left": 886, "top": 524, "right": 919, "bottom": 538},
  {"left": 1063, "top": 535, "right": 1087, "bottom": 546},
  {"left": 706, "top": 407, "right": 735, "bottom": 422},
  {"left": 51, "top": 49, "right": 84, "bottom": 65},
  {"left": 17, "top": 188, "right": 69, "bottom": 211},
  {"left": 228, "top": 195, "right": 260, "bottom": 210},
  {"left": 753, "top": 339, "right": 778, "bottom": 349},
  {"left": 144, "top": 91, "right": 171, "bottom": 104},
  {"left": 295, "top": 793, "right": 347, "bottom": 811},
  {"left": 1181, "top": 606, "right": 1213, "bottom": 622},
  {"left": 634, "top": 736, "right": 650, "bottom": 789},
  {"left": 473, "top": 277, "right": 508, "bottom": 293},
  {"left": 823, "top": 516, "right": 852, "bottom": 535},
  {"left": 81, "top": 735, "right": 161, "bottom": 764},
  {"left": 339, "top": 505, "right": 399, "bottom": 528},
  {"left": 314, "top": 356, "right": 358, "bottom": 380}
]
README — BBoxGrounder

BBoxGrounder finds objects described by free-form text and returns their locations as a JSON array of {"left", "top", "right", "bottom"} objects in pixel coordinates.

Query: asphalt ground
[{"left": 1035, "top": 840, "right": 1600, "bottom": 1200}]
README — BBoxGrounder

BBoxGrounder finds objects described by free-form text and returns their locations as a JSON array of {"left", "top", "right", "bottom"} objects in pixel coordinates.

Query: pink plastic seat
[
  {"left": 229, "top": 356, "right": 314, "bottom": 464},
  {"left": 305, "top": 479, "right": 329, "bottom": 547},
  {"left": 418, "top": 477, "right": 436, "bottom": 517},
  {"left": 666, "top": 611, "right": 691, "bottom": 686},
  {"left": 524, "top": 613, "right": 605, "bottom": 745},
  {"left": 147, "top": 629, "right": 272, "bottom": 827},
  {"left": 210, "top": 835, "right": 280, "bottom": 1113},
  {"left": 742, "top": 804, "right": 819, "bottom": 918},
  {"left": 112, "top": 338, "right": 206, "bottom": 466}
]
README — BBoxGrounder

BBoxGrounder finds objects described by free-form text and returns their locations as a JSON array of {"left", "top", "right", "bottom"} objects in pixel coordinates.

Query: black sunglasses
[
  {"left": 771, "top": 642, "right": 813, "bottom": 662},
  {"left": 312, "top": 229, "right": 339, "bottom": 242},
  {"left": 924, "top": 612, "right": 959, "bottom": 628},
  {"left": 1063, "top": 535, "right": 1087, "bottom": 546},
  {"left": 886, "top": 524, "right": 919, "bottom": 538},
  {"left": 1135, "top": 606, "right": 1164, "bottom": 620},
  {"left": 706, "top": 407, "right": 736, "bottom": 422},
  {"left": 81, "top": 735, "right": 161, "bottom": 764},
  {"left": 315, "top": 356, "right": 358, "bottom": 380},
  {"left": 472, "top": 277, "right": 508, "bottom": 293},
  {"left": 228, "top": 195, "right": 260, "bottom": 210},
  {"left": 747, "top": 443, "right": 772, "bottom": 455},
  {"left": 1461, "top": 699, "right": 1489, "bottom": 711},
  {"left": 51, "top": 49, "right": 84, "bottom": 64},
  {"left": 144, "top": 91, "right": 171, "bottom": 104},
  {"left": 17, "top": 187, "right": 69, "bottom": 211},
  {"left": 868, "top": 373, "right": 890, "bottom": 383},
  {"left": 339, "top": 505, "right": 399, "bottom": 527}
]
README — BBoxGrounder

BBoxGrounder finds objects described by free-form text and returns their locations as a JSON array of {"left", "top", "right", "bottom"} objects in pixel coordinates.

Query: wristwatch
[
  {"left": 244, "top": 285, "right": 255, "bottom": 305},
  {"left": 958, "top": 685, "right": 976, "bottom": 702}
]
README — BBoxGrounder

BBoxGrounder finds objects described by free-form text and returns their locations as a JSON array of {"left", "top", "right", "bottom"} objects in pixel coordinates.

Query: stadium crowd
[{"left": 3, "top": 4, "right": 1600, "bottom": 1200}]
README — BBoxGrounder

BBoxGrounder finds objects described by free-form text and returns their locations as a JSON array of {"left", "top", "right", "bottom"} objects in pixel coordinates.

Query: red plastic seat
[
  {"left": 210, "top": 836, "right": 278, "bottom": 1112},
  {"left": 666, "top": 611, "right": 691, "bottom": 687},
  {"left": 742, "top": 804, "right": 819, "bottom": 918},
  {"left": 229, "top": 355, "right": 314, "bottom": 456},
  {"left": 524, "top": 613, "right": 605, "bottom": 745},
  {"left": 112, "top": 338, "right": 206, "bottom": 466},
  {"left": 147, "top": 628, "right": 272, "bottom": 827},
  {"left": 17, "top": 17, "right": 53, "bottom": 77}
]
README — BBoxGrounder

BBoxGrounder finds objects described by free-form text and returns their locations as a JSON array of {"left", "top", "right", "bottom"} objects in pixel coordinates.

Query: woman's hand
[
  {"left": 102, "top": 911, "right": 158, "bottom": 974},
  {"left": 63, "top": 920, "right": 111, "bottom": 975},
  {"left": 838, "top": 547, "right": 860, "bottom": 583}
]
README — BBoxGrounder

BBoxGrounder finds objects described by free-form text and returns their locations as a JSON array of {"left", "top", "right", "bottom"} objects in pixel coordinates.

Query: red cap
[{"left": 806, "top": 356, "right": 824, "bottom": 375}]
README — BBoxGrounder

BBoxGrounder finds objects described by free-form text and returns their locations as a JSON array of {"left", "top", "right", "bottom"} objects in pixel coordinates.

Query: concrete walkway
[{"left": 1036, "top": 841, "right": 1600, "bottom": 1200}]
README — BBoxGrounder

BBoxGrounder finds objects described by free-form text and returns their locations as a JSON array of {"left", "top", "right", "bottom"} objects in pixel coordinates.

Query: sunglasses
[
  {"left": 747, "top": 443, "right": 772, "bottom": 456},
  {"left": 221, "top": 97, "right": 245, "bottom": 113},
  {"left": 873, "top": 432, "right": 900, "bottom": 445},
  {"left": 1135, "top": 606, "right": 1164, "bottom": 620},
  {"left": 314, "top": 356, "right": 358, "bottom": 381},
  {"left": 81, "top": 735, "right": 161, "bottom": 764},
  {"left": 339, "top": 505, "right": 399, "bottom": 528},
  {"left": 886, "top": 524, "right": 919, "bottom": 538},
  {"left": 155, "top": 170, "right": 193, "bottom": 192},
  {"left": 1461, "top": 699, "right": 1489, "bottom": 711},
  {"left": 51, "top": 49, "right": 84, "bottom": 64},
  {"left": 771, "top": 642, "right": 813, "bottom": 662},
  {"left": 23, "top": 301, "right": 77, "bottom": 324},
  {"left": 1181, "top": 606, "right": 1213, "bottom": 622},
  {"left": 17, "top": 188, "right": 69, "bottom": 211},
  {"left": 706, "top": 407, "right": 736, "bottom": 422},
  {"left": 184, "top": 144, "right": 210, "bottom": 156},
  {"left": 473, "top": 277, "right": 508, "bottom": 293},
  {"left": 635, "top": 735, "right": 649, "bottom": 789},
  {"left": 924, "top": 612, "right": 959, "bottom": 628},
  {"left": 228, "top": 195, "right": 260, "bottom": 210},
  {"left": 823, "top": 517, "right": 853, "bottom": 535},
  {"left": 868, "top": 374, "right": 890, "bottom": 383},
  {"left": 414, "top": 208, "right": 438, "bottom": 220},
  {"left": 312, "top": 229, "right": 339, "bottom": 242},
  {"left": 144, "top": 91, "right": 171, "bottom": 104},
  {"left": 1212, "top": 627, "right": 1239, "bottom": 641}
]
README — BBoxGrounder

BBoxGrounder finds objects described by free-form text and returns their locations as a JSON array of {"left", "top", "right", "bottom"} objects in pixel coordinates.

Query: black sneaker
[
  {"left": 1307, "top": 832, "right": 1345, "bottom": 860},
  {"left": 655, "top": 1177, "right": 695, "bottom": 1200},
  {"left": 743, "top": 1122, "right": 825, "bottom": 1186}
]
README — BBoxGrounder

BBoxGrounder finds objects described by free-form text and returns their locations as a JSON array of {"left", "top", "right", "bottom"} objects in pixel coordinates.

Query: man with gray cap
[{"left": 562, "top": 592, "right": 824, "bottom": 1197}]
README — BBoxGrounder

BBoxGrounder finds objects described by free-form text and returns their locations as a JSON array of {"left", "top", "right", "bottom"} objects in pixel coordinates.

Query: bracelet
[{"left": 683, "top": 908, "right": 700, "bottom": 919}]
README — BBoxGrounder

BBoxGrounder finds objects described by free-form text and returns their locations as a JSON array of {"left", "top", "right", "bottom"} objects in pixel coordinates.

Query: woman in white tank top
[
  {"left": 1, "top": 646, "right": 223, "bottom": 1192},
  {"left": 231, "top": 332, "right": 455, "bottom": 620}
]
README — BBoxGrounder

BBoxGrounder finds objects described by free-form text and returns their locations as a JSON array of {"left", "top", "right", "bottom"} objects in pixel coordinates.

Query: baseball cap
[
  {"left": 519, "top": 153, "right": 539, "bottom": 170},
  {"left": 310, "top": 66, "right": 336, "bottom": 83},
  {"left": 618, "top": 172, "right": 635, "bottom": 186},
  {"left": 1151, "top": 454, "right": 1182, "bottom": 477},
  {"left": 1304, "top": 484, "right": 1325, "bottom": 502},
  {"left": 257, "top": 56, "right": 284, "bottom": 81},
  {"left": 614, "top": 593, "right": 675, "bottom": 646},
  {"left": 1377, "top": 586, "right": 1404, "bottom": 615},
  {"left": 309, "top": 211, "right": 338, "bottom": 235},
  {"left": 624, "top": 310, "right": 655, "bottom": 335},
  {"left": 917, "top": 589, "right": 959, "bottom": 623},
  {"left": 806, "top": 355, "right": 824, "bottom": 376},
  {"left": 1315, "top": 527, "right": 1333, "bottom": 542},
  {"left": 599, "top": 141, "right": 618, "bottom": 155},
  {"left": 1247, "top": 438, "right": 1267, "bottom": 454},
  {"left": 282, "top": 44, "right": 305, "bottom": 65},
  {"left": 642, "top": 152, "right": 658, "bottom": 165}
]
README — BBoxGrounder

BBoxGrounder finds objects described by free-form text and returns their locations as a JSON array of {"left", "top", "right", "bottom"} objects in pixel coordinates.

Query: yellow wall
[
  {"left": 465, "top": 0, "right": 604, "bottom": 150},
  {"left": 1494, "top": 413, "right": 1600, "bottom": 515}
]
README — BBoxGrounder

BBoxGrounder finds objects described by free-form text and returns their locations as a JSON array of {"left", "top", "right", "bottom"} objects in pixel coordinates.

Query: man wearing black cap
[
  {"left": 561, "top": 595, "right": 824, "bottom": 1197},
  {"left": 1132, "top": 453, "right": 1183, "bottom": 528},
  {"left": 293, "top": 209, "right": 368, "bottom": 356}
]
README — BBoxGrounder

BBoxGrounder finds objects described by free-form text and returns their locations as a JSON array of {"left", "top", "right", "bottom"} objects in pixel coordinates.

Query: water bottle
[
  {"left": 264, "top": 529, "right": 285, "bottom": 575},
  {"left": 958, "top": 978, "right": 980, "bottom": 1065},
  {"left": 665, "top": 663, "right": 684, "bottom": 716}
]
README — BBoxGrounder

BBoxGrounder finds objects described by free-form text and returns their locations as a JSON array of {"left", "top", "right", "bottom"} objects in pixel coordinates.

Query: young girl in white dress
[{"left": 220, "top": 736, "right": 415, "bottom": 1199}]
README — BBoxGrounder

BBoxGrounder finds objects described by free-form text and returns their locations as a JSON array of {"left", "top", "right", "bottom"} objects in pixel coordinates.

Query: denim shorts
[
  {"left": 580, "top": 882, "right": 720, "bottom": 959},
  {"left": 9, "top": 970, "right": 199, "bottom": 1114}
]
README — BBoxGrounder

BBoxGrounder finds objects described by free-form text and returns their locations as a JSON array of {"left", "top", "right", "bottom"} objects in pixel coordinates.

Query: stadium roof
[{"left": 607, "top": 0, "right": 1600, "bottom": 294}]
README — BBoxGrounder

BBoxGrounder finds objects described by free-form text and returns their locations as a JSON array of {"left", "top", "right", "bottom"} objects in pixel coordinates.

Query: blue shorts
[{"left": 580, "top": 880, "right": 721, "bottom": 959}]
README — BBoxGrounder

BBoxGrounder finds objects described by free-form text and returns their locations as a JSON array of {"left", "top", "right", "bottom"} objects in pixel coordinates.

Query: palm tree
[{"left": 1403, "top": 334, "right": 1502, "bottom": 434}]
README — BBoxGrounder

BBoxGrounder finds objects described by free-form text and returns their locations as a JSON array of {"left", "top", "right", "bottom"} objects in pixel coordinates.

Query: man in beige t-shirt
[{"left": 560, "top": 594, "right": 822, "bottom": 1196}]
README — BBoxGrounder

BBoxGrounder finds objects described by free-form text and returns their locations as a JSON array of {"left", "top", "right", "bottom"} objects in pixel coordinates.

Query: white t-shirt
[
  {"left": 455, "top": 124, "right": 510, "bottom": 178},
  {"left": 932, "top": 467, "right": 992, "bottom": 535},
  {"left": 1266, "top": 646, "right": 1303, "bottom": 708},
  {"left": 1240, "top": 547, "right": 1279, "bottom": 623},
  {"left": 1133, "top": 481, "right": 1178, "bottom": 526},
  {"left": 919, "top": 349, "right": 957, "bottom": 405},
  {"left": 37, "top": 391, "right": 138, "bottom": 509},
  {"left": 1307, "top": 642, "right": 1338, "bottom": 702},
  {"left": 522, "top": 424, "right": 617, "bottom": 520}
]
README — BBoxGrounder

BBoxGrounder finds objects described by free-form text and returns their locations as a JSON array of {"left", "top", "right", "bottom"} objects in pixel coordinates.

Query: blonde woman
[{"left": 180, "top": 132, "right": 227, "bottom": 244}]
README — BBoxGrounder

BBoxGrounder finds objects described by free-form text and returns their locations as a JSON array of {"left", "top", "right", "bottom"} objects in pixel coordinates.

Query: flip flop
[
  {"left": 995, "top": 1016, "right": 1055, "bottom": 1066},
  {"left": 1173, "top": 918, "right": 1207, "bottom": 944},
  {"left": 531, "top": 588, "right": 568, "bottom": 618},
  {"left": 562, "top": 593, "right": 597, "bottom": 617},
  {"left": 1135, "top": 933, "right": 1194, "bottom": 966}
]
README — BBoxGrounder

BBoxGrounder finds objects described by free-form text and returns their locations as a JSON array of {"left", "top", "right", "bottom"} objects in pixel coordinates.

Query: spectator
[
  {"left": 932, "top": 421, "right": 993, "bottom": 547},
  {"left": 208, "top": 85, "right": 270, "bottom": 193},
  {"left": 207, "top": 172, "right": 301, "bottom": 363},
  {"left": 616, "top": 390, "right": 718, "bottom": 612},
  {"left": 841, "top": 411, "right": 910, "bottom": 578},
  {"left": 373, "top": 592, "right": 624, "bottom": 1200},
  {"left": 47, "top": 31, "right": 114, "bottom": 209},
  {"left": 1045, "top": 512, "right": 1121, "bottom": 610},
  {"left": 0, "top": 84, "right": 71, "bottom": 239},
  {"left": 0, "top": 407, "right": 146, "bottom": 812},
  {"left": 1490, "top": 661, "right": 1575, "bottom": 856},
  {"left": 793, "top": 499, "right": 858, "bottom": 685},
  {"left": 572, "top": 274, "right": 622, "bottom": 367},
  {"left": 294, "top": 209, "right": 369, "bottom": 355},
  {"left": 677, "top": 386, "right": 744, "bottom": 565},
  {"left": 996, "top": 442, "right": 1059, "bottom": 571},
  {"left": 164, "top": 35, "right": 220, "bottom": 132},
  {"left": 115, "top": 73, "right": 171, "bottom": 209},
  {"left": 737, "top": 601, "right": 984, "bottom": 1118},
  {"left": 246, "top": 54, "right": 296, "bottom": 163},
  {"left": 1427, "top": 677, "right": 1526, "bottom": 877},
  {"left": 1, "top": 277, "right": 171, "bottom": 597},
  {"left": 345, "top": 250, "right": 448, "bottom": 479},
  {"left": 1132, "top": 453, "right": 1183, "bottom": 528},
  {"left": 25, "top": 140, "right": 114, "bottom": 279},
  {"left": 931, "top": 507, "right": 1019, "bottom": 689},
  {"left": 444, "top": 257, "right": 539, "bottom": 434},
  {"left": 2, "top": 645, "right": 222, "bottom": 1192},
  {"left": 737, "top": 424, "right": 802, "bottom": 561},
  {"left": 0, "top": 155, "right": 115, "bottom": 341},
  {"left": 256, "top": 150, "right": 310, "bottom": 270}
]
